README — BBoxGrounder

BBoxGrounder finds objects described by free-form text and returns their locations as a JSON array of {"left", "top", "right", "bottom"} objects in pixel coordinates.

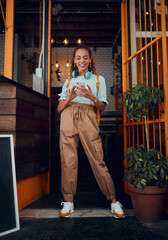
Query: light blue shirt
[{"left": 58, "top": 74, "right": 108, "bottom": 106}]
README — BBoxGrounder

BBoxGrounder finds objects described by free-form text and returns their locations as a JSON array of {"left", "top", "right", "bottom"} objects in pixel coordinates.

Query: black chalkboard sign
[{"left": 0, "top": 135, "right": 20, "bottom": 237}]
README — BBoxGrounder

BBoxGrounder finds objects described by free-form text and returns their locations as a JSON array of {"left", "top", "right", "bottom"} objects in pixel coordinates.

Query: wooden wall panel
[
  {"left": 0, "top": 76, "right": 49, "bottom": 180},
  {"left": 0, "top": 99, "right": 17, "bottom": 115},
  {"left": 0, "top": 84, "right": 16, "bottom": 98},
  {"left": 0, "top": 115, "right": 16, "bottom": 131}
]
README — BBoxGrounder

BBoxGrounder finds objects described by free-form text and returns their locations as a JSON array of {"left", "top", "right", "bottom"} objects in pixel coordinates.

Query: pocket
[{"left": 93, "top": 139, "right": 104, "bottom": 161}]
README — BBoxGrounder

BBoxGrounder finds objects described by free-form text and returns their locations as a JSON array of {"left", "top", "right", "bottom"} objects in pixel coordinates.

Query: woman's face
[{"left": 74, "top": 49, "right": 91, "bottom": 75}]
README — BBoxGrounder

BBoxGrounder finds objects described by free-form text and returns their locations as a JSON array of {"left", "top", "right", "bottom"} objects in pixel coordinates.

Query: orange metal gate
[{"left": 121, "top": 0, "right": 168, "bottom": 192}]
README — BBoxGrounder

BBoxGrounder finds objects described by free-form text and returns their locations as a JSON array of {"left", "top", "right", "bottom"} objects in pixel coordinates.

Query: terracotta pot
[{"left": 128, "top": 183, "right": 168, "bottom": 222}]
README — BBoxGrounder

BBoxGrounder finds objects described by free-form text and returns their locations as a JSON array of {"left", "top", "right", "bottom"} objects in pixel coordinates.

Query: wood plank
[
  {"left": 16, "top": 116, "right": 49, "bottom": 133},
  {"left": 0, "top": 99, "right": 17, "bottom": 114},
  {"left": 0, "top": 83, "right": 16, "bottom": 98},
  {"left": 16, "top": 159, "right": 49, "bottom": 181},
  {"left": 17, "top": 88, "right": 49, "bottom": 108},
  {"left": 15, "top": 146, "right": 49, "bottom": 163},
  {"left": 15, "top": 132, "right": 49, "bottom": 148},
  {"left": 0, "top": 115, "right": 16, "bottom": 131},
  {"left": 16, "top": 99, "right": 49, "bottom": 121}
]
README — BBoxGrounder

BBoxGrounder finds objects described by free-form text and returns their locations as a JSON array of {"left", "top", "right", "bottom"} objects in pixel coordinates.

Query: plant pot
[{"left": 128, "top": 183, "right": 168, "bottom": 222}]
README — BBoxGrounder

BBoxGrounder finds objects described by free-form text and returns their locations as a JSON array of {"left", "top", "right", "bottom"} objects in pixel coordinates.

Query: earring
[{"left": 74, "top": 62, "right": 76, "bottom": 69}]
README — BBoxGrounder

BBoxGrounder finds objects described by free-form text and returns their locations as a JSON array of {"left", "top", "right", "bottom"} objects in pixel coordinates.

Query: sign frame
[{"left": 0, "top": 135, "right": 20, "bottom": 237}]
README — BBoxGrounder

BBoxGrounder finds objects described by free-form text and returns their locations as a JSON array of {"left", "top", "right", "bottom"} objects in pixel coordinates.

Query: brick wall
[
  {"left": 51, "top": 47, "right": 115, "bottom": 110},
  {"left": 0, "top": 37, "right": 116, "bottom": 110},
  {"left": 0, "top": 34, "right": 21, "bottom": 82}
]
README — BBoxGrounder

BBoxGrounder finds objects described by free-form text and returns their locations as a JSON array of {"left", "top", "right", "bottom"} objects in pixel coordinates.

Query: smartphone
[{"left": 76, "top": 82, "right": 85, "bottom": 93}]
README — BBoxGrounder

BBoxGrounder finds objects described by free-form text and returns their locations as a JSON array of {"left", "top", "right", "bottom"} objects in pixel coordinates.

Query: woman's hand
[
  {"left": 77, "top": 84, "right": 106, "bottom": 111},
  {"left": 57, "top": 86, "right": 77, "bottom": 113},
  {"left": 67, "top": 85, "right": 77, "bottom": 101},
  {"left": 77, "top": 84, "right": 94, "bottom": 100}
]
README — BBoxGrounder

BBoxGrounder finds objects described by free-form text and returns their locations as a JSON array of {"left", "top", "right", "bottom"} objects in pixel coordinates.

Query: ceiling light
[{"left": 63, "top": 38, "right": 68, "bottom": 45}]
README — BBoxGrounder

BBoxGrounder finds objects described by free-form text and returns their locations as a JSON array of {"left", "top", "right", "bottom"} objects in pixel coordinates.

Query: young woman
[{"left": 57, "top": 44, "right": 125, "bottom": 219}]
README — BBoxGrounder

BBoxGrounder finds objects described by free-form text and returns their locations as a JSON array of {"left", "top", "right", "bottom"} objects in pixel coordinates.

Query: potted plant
[{"left": 123, "top": 84, "right": 168, "bottom": 222}]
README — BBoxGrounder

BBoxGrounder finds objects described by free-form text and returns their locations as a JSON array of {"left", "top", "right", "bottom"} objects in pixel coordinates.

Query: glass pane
[
  {"left": 127, "top": 0, "right": 132, "bottom": 57},
  {"left": 155, "top": 0, "right": 162, "bottom": 32},
  {"left": 134, "top": 0, "right": 162, "bottom": 53},
  {"left": 131, "top": 38, "right": 163, "bottom": 89},
  {"left": 165, "top": 0, "right": 168, "bottom": 31},
  {"left": 149, "top": 123, "right": 154, "bottom": 148},
  {"left": 155, "top": 123, "right": 160, "bottom": 151},
  {"left": 151, "top": 0, "right": 156, "bottom": 32},
  {"left": 138, "top": 125, "right": 144, "bottom": 145},
  {"left": 152, "top": 38, "right": 163, "bottom": 88},
  {"left": 161, "top": 122, "right": 166, "bottom": 155},
  {"left": 0, "top": 0, "right": 6, "bottom": 76},
  {"left": 13, "top": 0, "right": 42, "bottom": 91},
  {"left": 146, "top": 0, "right": 150, "bottom": 32}
]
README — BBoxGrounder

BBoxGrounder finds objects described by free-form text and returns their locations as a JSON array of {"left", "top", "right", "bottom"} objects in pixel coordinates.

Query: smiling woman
[{"left": 57, "top": 44, "right": 125, "bottom": 219}]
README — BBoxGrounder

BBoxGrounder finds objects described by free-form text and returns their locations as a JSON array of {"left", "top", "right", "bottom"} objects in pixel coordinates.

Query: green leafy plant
[
  {"left": 21, "top": 52, "right": 38, "bottom": 74},
  {"left": 124, "top": 84, "right": 162, "bottom": 151},
  {"left": 124, "top": 145, "right": 168, "bottom": 190},
  {"left": 124, "top": 84, "right": 168, "bottom": 190}
]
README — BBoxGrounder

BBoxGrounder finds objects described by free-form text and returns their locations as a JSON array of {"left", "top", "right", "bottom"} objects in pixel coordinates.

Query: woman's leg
[
  {"left": 59, "top": 105, "right": 79, "bottom": 202},
  {"left": 60, "top": 131, "right": 79, "bottom": 202},
  {"left": 77, "top": 106, "right": 116, "bottom": 201}
]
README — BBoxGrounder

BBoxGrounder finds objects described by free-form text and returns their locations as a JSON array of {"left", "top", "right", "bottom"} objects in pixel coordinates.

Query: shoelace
[{"left": 61, "top": 202, "right": 71, "bottom": 206}]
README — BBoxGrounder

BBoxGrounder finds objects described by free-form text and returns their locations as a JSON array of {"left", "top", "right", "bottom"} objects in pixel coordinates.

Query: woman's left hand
[{"left": 77, "top": 84, "right": 94, "bottom": 100}]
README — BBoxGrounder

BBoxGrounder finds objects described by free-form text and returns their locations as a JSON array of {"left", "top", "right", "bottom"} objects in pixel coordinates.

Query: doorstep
[{"left": 19, "top": 208, "right": 134, "bottom": 218}]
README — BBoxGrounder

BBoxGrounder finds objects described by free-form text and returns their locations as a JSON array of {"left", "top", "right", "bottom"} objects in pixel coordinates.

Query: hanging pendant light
[
  {"left": 63, "top": 38, "right": 68, "bottom": 45},
  {"left": 66, "top": 60, "right": 70, "bottom": 68},
  {"left": 55, "top": 61, "right": 59, "bottom": 68},
  {"left": 77, "top": 38, "right": 82, "bottom": 44},
  {"left": 51, "top": 38, "right": 54, "bottom": 44}
]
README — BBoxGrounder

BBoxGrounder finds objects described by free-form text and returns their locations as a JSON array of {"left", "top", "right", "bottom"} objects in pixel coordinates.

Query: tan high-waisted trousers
[{"left": 59, "top": 102, "right": 116, "bottom": 202}]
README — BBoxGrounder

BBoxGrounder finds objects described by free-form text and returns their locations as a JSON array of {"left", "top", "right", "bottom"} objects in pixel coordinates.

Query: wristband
[{"left": 91, "top": 97, "right": 98, "bottom": 103}]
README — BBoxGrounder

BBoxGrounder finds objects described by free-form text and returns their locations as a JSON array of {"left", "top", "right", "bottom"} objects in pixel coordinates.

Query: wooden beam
[
  {"left": 47, "top": 0, "right": 52, "bottom": 194},
  {"left": 4, "top": 0, "right": 14, "bottom": 79}
]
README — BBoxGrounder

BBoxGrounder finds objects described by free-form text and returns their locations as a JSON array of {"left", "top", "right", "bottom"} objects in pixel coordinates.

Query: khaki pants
[{"left": 60, "top": 102, "right": 116, "bottom": 202}]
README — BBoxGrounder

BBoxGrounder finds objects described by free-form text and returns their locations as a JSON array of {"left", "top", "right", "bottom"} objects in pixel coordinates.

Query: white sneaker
[
  {"left": 59, "top": 202, "right": 74, "bottom": 218},
  {"left": 111, "top": 201, "right": 125, "bottom": 219}
]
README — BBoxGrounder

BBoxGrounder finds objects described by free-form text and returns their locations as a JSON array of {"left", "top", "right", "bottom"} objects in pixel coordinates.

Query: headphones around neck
[{"left": 72, "top": 70, "right": 92, "bottom": 79}]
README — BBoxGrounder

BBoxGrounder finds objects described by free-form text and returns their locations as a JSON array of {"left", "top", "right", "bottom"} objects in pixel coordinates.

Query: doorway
[{"left": 50, "top": 1, "right": 124, "bottom": 198}]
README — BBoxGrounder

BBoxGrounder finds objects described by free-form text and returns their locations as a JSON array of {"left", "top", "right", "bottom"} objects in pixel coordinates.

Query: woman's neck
[{"left": 78, "top": 69, "right": 88, "bottom": 76}]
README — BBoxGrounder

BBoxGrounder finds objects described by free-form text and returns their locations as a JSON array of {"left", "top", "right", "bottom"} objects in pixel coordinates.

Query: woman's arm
[
  {"left": 90, "top": 96, "right": 106, "bottom": 111},
  {"left": 57, "top": 85, "right": 77, "bottom": 113}
]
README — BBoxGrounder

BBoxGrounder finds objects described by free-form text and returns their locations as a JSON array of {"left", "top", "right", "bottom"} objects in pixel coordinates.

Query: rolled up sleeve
[
  {"left": 58, "top": 79, "right": 68, "bottom": 101},
  {"left": 97, "top": 76, "right": 108, "bottom": 105}
]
